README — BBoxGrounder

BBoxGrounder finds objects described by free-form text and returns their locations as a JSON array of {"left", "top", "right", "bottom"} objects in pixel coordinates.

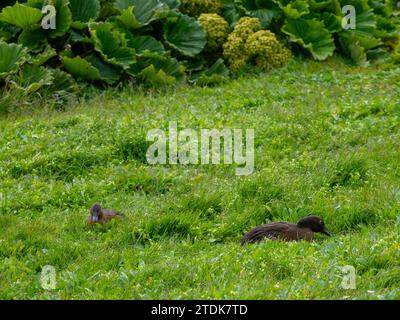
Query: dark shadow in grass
[
  {"left": 211, "top": 206, "right": 275, "bottom": 243},
  {"left": 114, "top": 135, "right": 151, "bottom": 164},
  {"left": 8, "top": 151, "right": 108, "bottom": 181},
  {"left": 53, "top": 117, "right": 81, "bottom": 129},
  {"left": 0, "top": 224, "right": 53, "bottom": 259},
  {"left": 336, "top": 101, "right": 389, "bottom": 121},
  {"left": 269, "top": 261, "right": 294, "bottom": 281},
  {"left": 0, "top": 214, "right": 17, "bottom": 231},
  {"left": 0, "top": 239, "right": 36, "bottom": 259},
  {"left": 128, "top": 215, "right": 194, "bottom": 245},
  {"left": 41, "top": 243, "right": 90, "bottom": 271},
  {"left": 375, "top": 268, "right": 400, "bottom": 288},
  {"left": 111, "top": 167, "right": 174, "bottom": 195},
  {"left": 329, "top": 156, "right": 369, "bottom": 188},
  {"left": 2, "top": 202, "right": 47, "bottom": 215},
  {"left": 356, "top": 255, "right": 393, "bottom": 276},
  {"left": 86, "top": 219, "right": 121, "bottom": 233},
  {"left": 240, "top": 98, "right": 265, "bottom": 109},
  {"left": 172, "top": 191, "right": 224, "bottom": 219},
  {"left": 333, "top": 207, "right": 380, "bottom": 232},
  {"left": 238, "top": 177, "right": 284, "bottom": 204}
]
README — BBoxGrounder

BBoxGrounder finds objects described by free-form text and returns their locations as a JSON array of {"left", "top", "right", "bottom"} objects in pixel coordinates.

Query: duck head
[
  {"left": 297, "top": 215, "right": 331, "bottom": 236},
  {"left": 90, "top": 203, "right": 102, "bottom": 222}
]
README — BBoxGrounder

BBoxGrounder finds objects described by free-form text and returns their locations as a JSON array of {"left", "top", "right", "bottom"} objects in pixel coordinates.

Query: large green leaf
[
  {"left": 338, "top": 5, "right": 382, "bottom": 61},
  {"left": 159, "top": 0, "right": 181, "bottom": 10},
  {"left": 375, "top": 15, "right": 399, "bottom": 38},
  {"left": 351, "top": 8, "right": 377, "bottom": 38},
  {"left": 11, "top": 64, "right": 54, "bottom": 94},
  {"left": 309, "top": 0, "right": 341, "bottom": 13},
  {"left": 99, "top": 0, "right": 120, "bottom": 20},
  {"left": 115, "top": 0, "right": 162, "bottom": 28},
  {"left": 69, "top": 29, "right": 93, "bottom": 43},
  {"left": 40, "top": 68, "right": 79, "bottom": 105},
  {"left": 320, "top": 12, "right": 342, "bottom": 32},
  {"left": 191, "top": 58, "right": 229, "bottom": 86},
  {"left": 30, "top": 45, "right": 57, "bottom": 66},
  {"left": 91, "top": 23, "right": 136, "bottom": 70},
  {"left": 235, "top": 0, "right": 281, "bottom": 28},
  {"left": 138, "top": 65, "right": 176, "bottom": 86},
  {"left": 86, "top": 54, "right": 123, "bottom": 84},
  {"left": 129, "top": 55, "right": 185, "bottom": 82},
  {"left": 282, "top": 18, "right": 335, "bottom": 60},
  {"left": 0, "top": 42, "right": 27, "bottom": 77},
  {"left": 0, "top": 2, "right": 43, "bottom": 29},
  {"left": 18, "top": 28, "right": 47, "bottom": 52},
  {"left": 26, "top": 0, "right": 48, "bottom": 9},
  {"left": 0, "top": 21, "right": 19, "bottom": 41},
  {"left": 48, "top": 0, "right": 73, "bottom": 38},
  {"left": 279, "top": 0, "right": 309, "bottom": 19},
  {"left": 118, "top": 6, "right": 142, "bottom": 29},
  {"left": 221, "top": 1, "right": 239, "bottom": 27},
  {"left": 69, "top": 0, "right": 100, "bottom": 22},
  {"left": 127, "top": 35, "right": 164, "bottom": 55},
  {"left": 164, "top": 11, "right": 206, "bottom": 57},
  {"left": 62, "top": 56, "right": 101, "bottom": 80},
  {"left": 25, "top": 0, "right": 72, "bottom": 37},
  {"left": 338, "top": 32, "right": 369, "bottom": 66},
  {"left": 47, "top": 69, "right": 79, "bottom": 94},
  {"left": 150, "top": 56, "right": 186, "bottom": 81}
]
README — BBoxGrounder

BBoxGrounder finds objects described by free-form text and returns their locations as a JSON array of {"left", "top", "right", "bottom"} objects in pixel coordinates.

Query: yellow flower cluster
[
  {"left": 223, "top": 17, "right": 261, "bottom": 71},
  {"left": 223, "top": 17, "right": 291, "bottom": 71},
  {"left": 198, "top": 13, "right": 229, "bottom": 52},
  {"left": 180, "top": 0, "right": 222, "bottom": 18},
  {"left": 230, "top": 17, "right": 261, "bottom": 39},
  {"left": 246, "top": 30, "right": 291, "bottom": 71}
]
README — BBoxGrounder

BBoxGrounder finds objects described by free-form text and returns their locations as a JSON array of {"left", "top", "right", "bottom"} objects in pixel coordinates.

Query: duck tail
[{"left": 116, "top": 212, "right": 126, "bottom": 217}]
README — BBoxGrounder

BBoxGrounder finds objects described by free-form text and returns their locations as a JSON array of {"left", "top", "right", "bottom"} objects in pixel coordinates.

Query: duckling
[
  {"left": 241, "top": 215, "right": 331, "bottom": 245},
  {"left": 86, "top": 203, "right": 125, "bottom": 225}
]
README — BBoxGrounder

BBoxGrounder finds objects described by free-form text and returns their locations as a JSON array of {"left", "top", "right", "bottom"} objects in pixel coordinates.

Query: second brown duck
[{"left": 87, "top": 203, "right": 125, "bottom": 225}]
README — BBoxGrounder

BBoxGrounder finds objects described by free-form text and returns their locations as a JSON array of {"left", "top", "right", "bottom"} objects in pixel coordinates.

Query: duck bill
[{"left": 321, "top": 228, "right": 331, "bottom": 236}]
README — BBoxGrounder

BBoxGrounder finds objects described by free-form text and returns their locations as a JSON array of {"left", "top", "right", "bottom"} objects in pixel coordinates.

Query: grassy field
[{"left": 0, "top": 58, "right": 400, "bottom": 299}]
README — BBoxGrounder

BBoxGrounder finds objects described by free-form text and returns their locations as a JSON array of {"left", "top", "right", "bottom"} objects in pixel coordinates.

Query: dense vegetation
[
  {"left": 0, "top": 59, "right": 399, "bottom": 299},
  {"left": 1, "top": 1, "right": 399, "bottom": 300},
  {"left": 0, "top": 0, "right": 399, "bottom": 112}
]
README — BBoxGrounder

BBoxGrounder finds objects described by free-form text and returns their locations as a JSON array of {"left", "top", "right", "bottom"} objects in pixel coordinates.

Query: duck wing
[{"left": 240, "top": 222, "right": 293, "bottom": 245}]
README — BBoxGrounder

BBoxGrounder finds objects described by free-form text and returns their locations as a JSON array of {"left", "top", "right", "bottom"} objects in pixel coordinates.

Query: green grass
[{"left": 1, "top": 58, "right": 400, "bottom": 299}]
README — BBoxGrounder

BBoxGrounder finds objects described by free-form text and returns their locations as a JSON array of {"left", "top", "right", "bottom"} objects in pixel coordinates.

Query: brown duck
[
  {"left": 86, "top": 203, "right": 125, "bottom": 225},
  {"left": 241, "top": 215, "right": 331, "bottom": 245}
]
